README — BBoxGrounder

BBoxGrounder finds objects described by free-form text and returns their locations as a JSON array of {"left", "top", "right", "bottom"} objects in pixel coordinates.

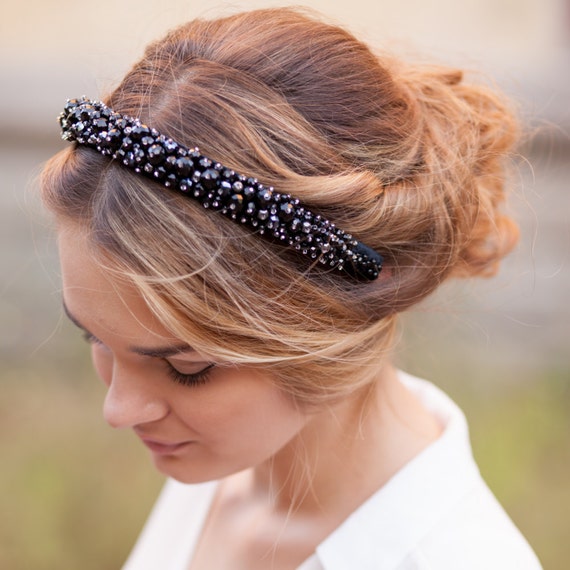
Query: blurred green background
[{"left": 1, "top": 1, "right": 569, "bottom": 568}]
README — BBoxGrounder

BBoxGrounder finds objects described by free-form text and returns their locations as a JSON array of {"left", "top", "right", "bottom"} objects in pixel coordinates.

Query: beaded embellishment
[{"left": 58, "top": 98, "right": 383, "bottom": 281}]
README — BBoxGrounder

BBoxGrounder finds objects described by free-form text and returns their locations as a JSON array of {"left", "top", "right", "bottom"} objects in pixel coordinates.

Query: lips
[{"left": 138, "top": 437, "right": 193, "bottom": 455}]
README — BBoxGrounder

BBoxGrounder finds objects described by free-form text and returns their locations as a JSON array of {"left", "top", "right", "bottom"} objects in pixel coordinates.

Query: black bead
[
  {"left": 179, "top": 178, "right": 193, "bottom": 192},
  {"left": 229, "top": 194, "right": 244, "bottom": 212},
  {"left": 175, "top": 157, "right": 193, "bottom": 177},
  {"left": 290, "top": 218, "right": 302, "bottom": 233},
  {"left": 257, "top": 188, "right": 273, "bottom": 207},
  {"left": 133, "top": 148, "right": 145, "bottom": 163},
  {"left": 105, "top": 129, "right": 122, "bottom": 149},
  {"left": 219, "top": 180, "right": 232, "bottom": 197},
  {"left": 267, "top": 215, "right": 280, "bottom": 229},
  {"left": 200, "top": 169, "right": 220, "bottom": 191},
  {"left": 279, "top": 202, "right": 295, "bottom": 222},
  {"left": 147, "top": 144, "right": 165, "bottom": 165},
  {"left": 120, "top": 136, "right": 133, "bottom": 150},
  {"left": 123, "top": 152, "right": 136, "bottom": 167},
  {"left": 130, "top": 125, "right": 151, "bottom": 140},
  {"left": 164, "top": 139, "right": 178, "bottom": 153},
  {"left": 153, "top": 166, "right": 166, "bottom": 180},
  {"left": 165, "top": 155, "right": 177, "bottom": 170},
  {"left": 199, "top": 157, "right": 212, "bottom": 169}
]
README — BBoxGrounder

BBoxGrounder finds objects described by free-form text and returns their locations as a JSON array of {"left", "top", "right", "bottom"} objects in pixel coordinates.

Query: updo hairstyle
[{"left": 41, "top": 8, "right": 520, "bottom": 405}]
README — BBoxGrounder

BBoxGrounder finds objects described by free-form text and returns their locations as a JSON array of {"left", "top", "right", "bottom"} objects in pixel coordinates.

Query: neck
[{"left": 247, "top": 365, "right": 442, "bottom": 517}]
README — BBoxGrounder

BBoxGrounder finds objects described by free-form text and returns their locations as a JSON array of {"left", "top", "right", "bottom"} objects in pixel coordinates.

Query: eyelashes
[
  {"left": 164, "top": 362, "right": 216, "bottom": 387},
  {"left": 83, "top": 331, "right": 101, "bottom": 344},
  {"left": 81, "top": 331, "right": 215, "bottom": 388}
]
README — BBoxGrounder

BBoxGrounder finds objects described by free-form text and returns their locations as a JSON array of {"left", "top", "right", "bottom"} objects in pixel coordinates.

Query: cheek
[
  {"left": 177, "top": 376, "right": 308, "bottom": 451},
  {"left": 91, "top": 344, "right": 113, "bottom": 387}
]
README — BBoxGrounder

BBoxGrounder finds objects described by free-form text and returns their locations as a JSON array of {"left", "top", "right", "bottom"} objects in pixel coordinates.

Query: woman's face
[{"left": 58, "top": 222, "right": 311, "bottom": 483}]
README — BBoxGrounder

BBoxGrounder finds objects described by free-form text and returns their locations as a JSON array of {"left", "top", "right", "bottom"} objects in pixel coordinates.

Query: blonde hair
[{"left": 42, "top": 8, "right": 520, "bottom": 405}]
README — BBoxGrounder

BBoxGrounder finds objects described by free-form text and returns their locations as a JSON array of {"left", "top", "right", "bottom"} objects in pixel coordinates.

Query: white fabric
[{"left": 122, "top": 371, "right": 542, "bottom": 570}]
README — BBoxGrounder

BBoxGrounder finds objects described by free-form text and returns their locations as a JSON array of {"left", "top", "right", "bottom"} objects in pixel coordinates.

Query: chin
[{"left": 150, "top": 453, "right": 242, "bottom": 484}]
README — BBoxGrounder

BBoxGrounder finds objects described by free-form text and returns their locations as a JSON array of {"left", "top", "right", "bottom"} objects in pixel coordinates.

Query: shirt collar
[{"left": 315, "top": 371, "right": 482, "bottom": 570}]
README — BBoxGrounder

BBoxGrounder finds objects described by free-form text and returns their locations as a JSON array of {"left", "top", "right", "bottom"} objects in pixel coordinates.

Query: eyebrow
[{"left": 62, "top": 299, "right": 194, "bottom": 358}]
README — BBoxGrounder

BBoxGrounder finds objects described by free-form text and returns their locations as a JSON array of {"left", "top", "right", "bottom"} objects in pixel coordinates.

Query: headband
[{"left": 58, "top": 98, "right": 383, "bottom": 281}]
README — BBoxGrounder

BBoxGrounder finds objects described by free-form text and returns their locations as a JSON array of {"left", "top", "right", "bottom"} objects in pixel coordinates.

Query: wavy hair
[{"left": 42, "top": 8, "right": 520, "bottom": 404}]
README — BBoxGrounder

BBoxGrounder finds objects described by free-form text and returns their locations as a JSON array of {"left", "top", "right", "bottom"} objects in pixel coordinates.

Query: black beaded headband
[{"left": 58, "top": 98, "right": 383, "bottom": 281}]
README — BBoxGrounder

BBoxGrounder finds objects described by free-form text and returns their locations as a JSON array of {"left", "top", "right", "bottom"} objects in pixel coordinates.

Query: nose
[{"left": 103, "top": 361, "right": 169, "bottom": 429}]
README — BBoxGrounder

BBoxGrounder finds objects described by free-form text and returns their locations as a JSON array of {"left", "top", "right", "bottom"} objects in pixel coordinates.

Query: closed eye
[
  {"left": 164, "top": 362, "right": 216, "bottom": 387},
  {"left": 83, "top": 331, "right": 103, "bottom": 345}
]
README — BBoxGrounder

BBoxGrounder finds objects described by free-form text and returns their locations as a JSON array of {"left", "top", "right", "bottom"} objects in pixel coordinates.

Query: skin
[{"left": 58, "top": 221, "right": 443, "bottom": 570}]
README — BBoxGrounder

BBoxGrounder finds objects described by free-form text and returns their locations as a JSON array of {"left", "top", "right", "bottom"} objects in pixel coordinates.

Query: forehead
[{"left": 57, "top": 222, "right": 177, "bottom": 344}]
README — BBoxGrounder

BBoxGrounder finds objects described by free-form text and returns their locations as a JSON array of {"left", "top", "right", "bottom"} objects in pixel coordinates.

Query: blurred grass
[
  {"left": 468, "top": 370, "right": 570, "bottom": 570},
  {"left": 0, "top": 349, "right": 163, "bottom": 570},
  {"left": 399, "top": 335, "right": 570, "bottom": 570}
]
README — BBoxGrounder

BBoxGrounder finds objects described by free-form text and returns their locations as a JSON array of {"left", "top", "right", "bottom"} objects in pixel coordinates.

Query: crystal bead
[
  {"left": 153, "top": 166, "right": 166, "bottom": 180},
  {"left": 120, "top": 136, "right": 133, "bottom": 150},
  {"left": 141, "top": 136, "right": 154, "bottom": 147},
  {"left": 279, "top": 202, "right": 295, "bottom": 222},
  {"left": 65, "top": 99, "right": 80, "bottom": 111},
  {"left": 164, "top": 139, "right": 178, "bottom": 153},
  {"left": 175, "top": 157, "right": 193, "bottom": 177},
  {"left": 179, "top": 178, "right": 191, "bottom": 192},
  {"left": 147, "top": 144, "right": 165, "bottom": 165},
  {"left": 105, "top": 129, "right": 122, "bottom": 148},
  {"left": 199, "top": 157, "right": 212, "bottom": 168},
  {"left": 257, "top": 188, "right": 273, "bottom": 206},
  {"left": 200, "top": 169, "right": 220, "bottom": 191},
  {"left": 229, "top": 194, "right": 244, "bottom": 212},
  {"left": 123, "top": 152, "right": 135, "bottom": 167},
  {"left": 130, "top": 125, "right": 151, "bottom": 140},
  {"left": 219, "top": 180, "right": 232, "bottom": 197},
  {"left": 290, "top": 218, "right": 301, "bottom": 233}
]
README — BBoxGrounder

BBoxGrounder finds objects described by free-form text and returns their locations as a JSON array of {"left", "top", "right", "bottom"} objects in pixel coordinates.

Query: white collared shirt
[{"left": 123, "top": 371, "right": 542, "bottom": 570}]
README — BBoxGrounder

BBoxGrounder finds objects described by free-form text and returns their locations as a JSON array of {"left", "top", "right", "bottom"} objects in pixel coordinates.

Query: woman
[{"left": 42, "top": 8, "right": 542, "bottom": 570}]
